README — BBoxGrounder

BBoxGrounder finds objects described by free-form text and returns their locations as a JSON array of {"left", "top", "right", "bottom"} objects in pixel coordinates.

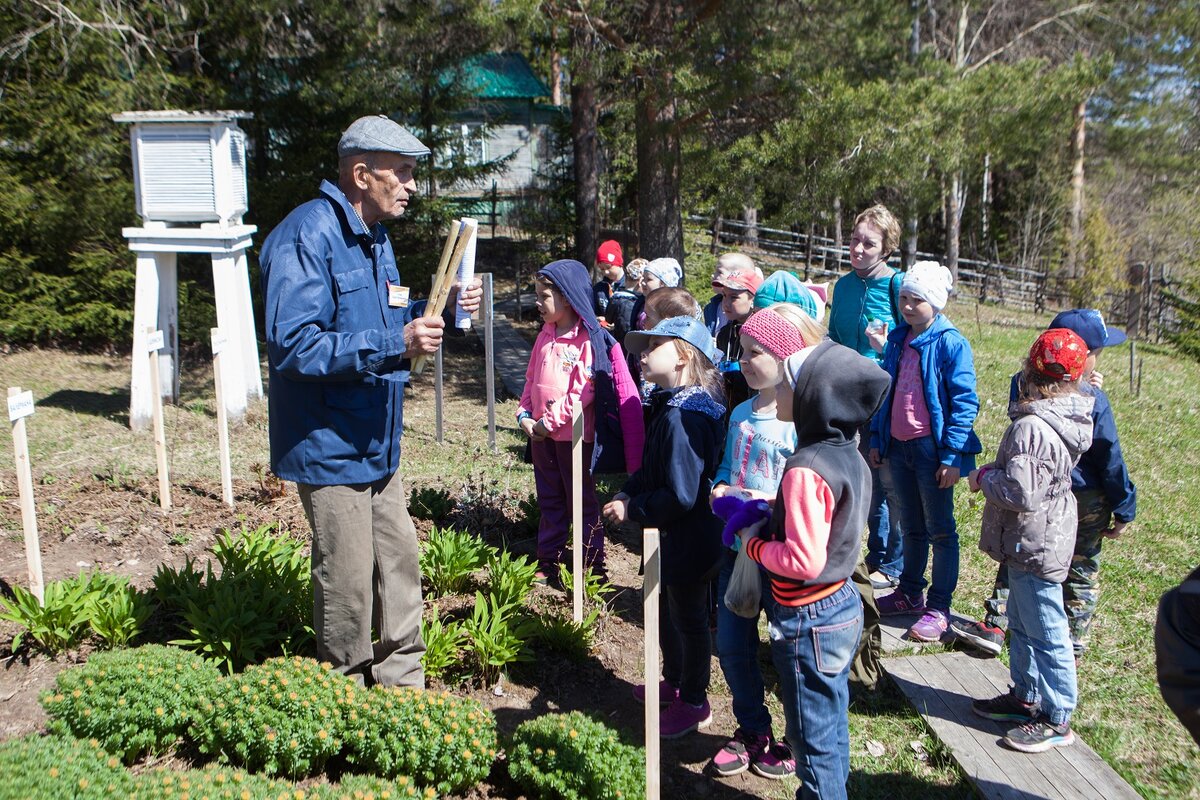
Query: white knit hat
[
  {"left": 901, "top": 261, "right": 954, "bottom": 311},
  {"left": 644, "top": 257, "right": 683, "bottom": 288}
]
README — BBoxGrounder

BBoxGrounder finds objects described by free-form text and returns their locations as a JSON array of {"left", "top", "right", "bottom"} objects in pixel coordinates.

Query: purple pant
[{"left": 530, "top": 438, "right": 604, "bottom": 573}]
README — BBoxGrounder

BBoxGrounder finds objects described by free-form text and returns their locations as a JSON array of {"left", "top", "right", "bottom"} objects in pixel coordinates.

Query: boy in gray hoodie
[{"left": 968, "top": 328, "right": 1094, "bottom": 753}]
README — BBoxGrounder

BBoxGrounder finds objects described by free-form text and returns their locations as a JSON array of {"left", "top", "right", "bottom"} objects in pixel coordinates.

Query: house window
[{"left": 460, "top": 123, "right": 486, "bottom": 166}]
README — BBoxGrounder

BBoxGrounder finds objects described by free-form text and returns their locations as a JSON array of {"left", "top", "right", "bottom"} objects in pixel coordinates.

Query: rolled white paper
[{"left": 455, "top": 218, "right": 478, "bottom": 330}]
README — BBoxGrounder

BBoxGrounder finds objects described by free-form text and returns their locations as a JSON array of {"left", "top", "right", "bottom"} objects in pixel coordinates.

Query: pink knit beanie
[{"left": 740, "top": 308, "right": 807, "bottom": 360}]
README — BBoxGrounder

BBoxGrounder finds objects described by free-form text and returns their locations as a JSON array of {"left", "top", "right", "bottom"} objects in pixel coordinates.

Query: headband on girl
[{"left": 740, "top": 308, "right": 807, "bottom": 360}]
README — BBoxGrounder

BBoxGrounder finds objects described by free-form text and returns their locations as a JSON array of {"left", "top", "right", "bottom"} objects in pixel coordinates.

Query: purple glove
[{"left": 712, "top": 494, "right": 772, "bottom": 549}]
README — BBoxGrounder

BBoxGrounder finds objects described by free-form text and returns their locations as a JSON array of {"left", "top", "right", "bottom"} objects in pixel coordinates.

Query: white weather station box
[{"left": 113, "top": 110, "right": 251, "bottom": 226}]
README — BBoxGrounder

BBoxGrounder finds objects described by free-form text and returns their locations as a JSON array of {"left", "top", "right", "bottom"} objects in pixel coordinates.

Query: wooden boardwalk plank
[{"left": 885, "top": 652, "right": 1140, "bottom": 800}]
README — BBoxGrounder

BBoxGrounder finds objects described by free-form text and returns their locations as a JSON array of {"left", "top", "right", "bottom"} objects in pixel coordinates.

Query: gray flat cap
[{"left": 338, "top": 115, "right": 430, "bottom": 158}]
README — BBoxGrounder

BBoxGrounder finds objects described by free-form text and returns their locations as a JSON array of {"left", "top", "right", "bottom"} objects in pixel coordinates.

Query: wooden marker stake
[
  {"left": 572, "top": 408, "right": 584, "bottom": 623},
  {"left": 414, "top": 219, "right": 477, "bottom": 375},
  {"left": 643, "top": 526, "right": 661, "bottom": 800},
  {"left": 8, "top": 387, "right": 44, "bottom": 603},
  {"left": 211, "top": 328, "right": 234, "bottom": 507},
  {"left": 483, "top": 272, "right": 496, "bottom": 452},
  {"left": 146, "top": 327, "right": 171, "bottom": 510}
]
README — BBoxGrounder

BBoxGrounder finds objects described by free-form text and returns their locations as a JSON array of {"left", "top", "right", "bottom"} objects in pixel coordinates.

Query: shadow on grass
[{"left": 39, "top": 388, "right": 129, "bottom": 424}]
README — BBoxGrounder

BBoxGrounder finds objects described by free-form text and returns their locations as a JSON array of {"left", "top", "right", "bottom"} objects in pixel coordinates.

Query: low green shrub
[
  {"left": 462, "top": 591, "right": 535, "bottom": 685},
  {"left": 410, "top": 486, "right": 455, "bottom": 521},
  {"left": 191, "top": 656, "right": 359, "bottom": 778},
  {"left": 421, "top": 611, "right": 468, "bottom": 683},
  {"left": 79, "top": 572, "right": 154, "bottom": 649},
  {"left": 508, "top": 712, "right": 645, "bottom": 800},
  {"left": 154, "top": 523, "right": 314, "bottom": 672},
  {"left": 131, "top": 764, "right": 297, "bottom": 799},
  {"left": 330, "top": 773, "right": 439, "bottom": 799},
  {"left": 0, "top": 576, "right": 94, "bottom": 653},
  {"left": 486, "top": 549, "right": 538, "bottom": 609},
  {"left": 41, "top": 644, "right": 221, "bottom": 764},
  {"left": 0, "top": 734, "right": 134, "bottom": 799},
  {"left": 343, "top": 685, "right": 497, "bottom": 795},
  {"left": 419, "top": 527, "right": 490, "bottom": 597},
  {"left": 531, "top": 610, "right": 599, "bottom": 662}
]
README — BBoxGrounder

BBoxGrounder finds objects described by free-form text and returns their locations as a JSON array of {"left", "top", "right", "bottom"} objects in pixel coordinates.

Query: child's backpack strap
[{"left": 888, "top": 270, "right": 902, "bottom": 325}]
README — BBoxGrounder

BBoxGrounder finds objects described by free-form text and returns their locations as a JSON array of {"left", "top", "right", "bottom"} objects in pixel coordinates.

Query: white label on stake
[
  {"left": 146, "top": 330, "right": 165, "bottom": 352},
  {"left": 211, "top": 331, "right": 228, "bottom": 355},
  {"left": 7, "top": 390, "right": 34, "bottom": 422}
]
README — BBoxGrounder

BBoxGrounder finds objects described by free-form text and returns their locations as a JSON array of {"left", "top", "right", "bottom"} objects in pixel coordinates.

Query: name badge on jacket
[{"left": 388, "top": 283, "right": 410, "bottom": 308}]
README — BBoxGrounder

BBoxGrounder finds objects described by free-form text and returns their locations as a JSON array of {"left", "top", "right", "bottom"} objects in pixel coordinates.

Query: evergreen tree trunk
[
  {"left": 571, "top": 45, "right": 599, "bottom": 270},
  {"left": 904, "top": 215, "right": 918, "bottom": 269},
  {"left": 635, "top": 77, "right": 684, "bottom": 263},
  {"left": 833, "top": 196, "right": 843, "bottom": 268},
  {"left": 947, "top": 171, "right": 962, "bottom": 283},
  {"left": 743, "top": 206, "right": 758, "bottom": 249},
  {"left": 1067, "top": 98, "right": 1087, "bottom": 279}
]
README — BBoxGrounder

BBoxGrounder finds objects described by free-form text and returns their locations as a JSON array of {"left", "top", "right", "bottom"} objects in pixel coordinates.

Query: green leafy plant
[
  {"left": 462, "top": 591, "right": 535, "bottom": 685},
  {"left": 153, "top": 523, "right": 313, "bottom": 672},
  {"left": 344, "top": 685, "right": 497, "bottom": 794},
  {"left": 41, "top": 644, "right": 221, "bottom": 763},
  {"left": 557, "top": 565, "right": 616, "bottom": 608},
  {"left": 0, "top": 576, "right": 94, "bottom": 654},
  {"left": 508, "top": 711, "right": 645, "bottom": 800},
  {"left": 0, "top": 734, "right": 134, "bottom": 799},
  {"left": 410, "top": 486, "right": 455, "bottom": 521},
  {"left": 419, "top": 527, "right": 491, "bottom": 597},
  {"left": 190, "top": 656, "right": 359, "bottom": 778},
  {"left": 486, "top": 549, "right": 538, "bottom": 609},
  {"left": 79, "top": 572, "right": 153, "bottom": 649},
  {"left": 332, "top": 773, "right": 439, "bottom": 799},
  {"left": 421, "top": 611, "right": 468, "bottom": 683},
  {"left": 532, "top": 610, "right": 600, "bottom": 662}
]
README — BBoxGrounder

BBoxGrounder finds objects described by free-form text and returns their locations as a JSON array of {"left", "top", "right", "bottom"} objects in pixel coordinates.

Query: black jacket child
[{"left": 621, "top": 385, "right": 726, "bottom": 585}]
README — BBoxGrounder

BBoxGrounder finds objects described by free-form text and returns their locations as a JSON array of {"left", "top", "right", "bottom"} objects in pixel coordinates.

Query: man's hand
[
  {"left": 1103, "top": 520, "right": 1128, "bottom": 539},
  {"left": 450, "top": 276, "right": 484, "bottom": 316},
  {"left": 404, "top": 315, "right": 445, "bottom": 358},
  {"left": 936, "top": 464, "right": 960, "bottom": 489}
]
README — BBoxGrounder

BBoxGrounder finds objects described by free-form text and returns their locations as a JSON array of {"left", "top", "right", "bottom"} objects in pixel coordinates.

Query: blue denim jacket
[
  {"left": 260, "top": 180, "right": 422, "bottom": 486},
  {"left": 870, "top": 314, "right": 982, "bottom": 471}
]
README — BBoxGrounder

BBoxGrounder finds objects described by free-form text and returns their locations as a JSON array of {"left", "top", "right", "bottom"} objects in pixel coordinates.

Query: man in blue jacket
[
  {"left": 260, "top": 115, "right": 481, "bottom": 688},
  {"left": 954, "top": 309, "right": 1137, "bottom": 660}
]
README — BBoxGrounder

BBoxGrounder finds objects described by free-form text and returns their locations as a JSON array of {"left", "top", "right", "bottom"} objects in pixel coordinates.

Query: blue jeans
[
  {"left": 716, "top": 548, "right": 777, "bottom": 735},
  {"left": 1007, "top": 566, "right": 1077, "bottom": 724},
  {"left": 768, "top": 581, "right": 862, "bottom": 800},
  {"left": 885, "top": 436, "right": 959, "bottom": 611},
  {"left": 859, "top": 422, "right": 903, "bottom": 578}
]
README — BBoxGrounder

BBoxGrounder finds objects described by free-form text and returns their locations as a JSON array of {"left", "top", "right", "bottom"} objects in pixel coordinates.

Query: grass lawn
[{"left": 0, "top": 297, "right": 1196, "bottom": 798}]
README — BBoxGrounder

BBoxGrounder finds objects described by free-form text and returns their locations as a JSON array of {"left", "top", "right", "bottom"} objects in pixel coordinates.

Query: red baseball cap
[
  {"left": 596, "top": 240, "right": 624, "bottom": 268},
  {"left": 1030, "top": 328, "right": 1088, "bottom": 382},
  {"left": 713, "top": 267, "right": 764, "bottom": 294}
]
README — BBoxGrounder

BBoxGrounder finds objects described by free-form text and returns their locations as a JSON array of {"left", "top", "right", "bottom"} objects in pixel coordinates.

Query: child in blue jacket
[{"left": 871, "top": 262, "right": 981, "bottom": 642}]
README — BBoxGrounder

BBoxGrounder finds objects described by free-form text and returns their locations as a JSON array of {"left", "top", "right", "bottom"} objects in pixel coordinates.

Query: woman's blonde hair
[
  {"left": 1018, "top": 361, "right": 1082, "bottom": 402},
  {"left": 672, "top": 339, "right": 724, "bottom": 401},
  {"left": 853, "top": 204, "right": 902, "bottom": 255},
  {"left": 756, "top": 302, "right": 827, "bottom": 351}
]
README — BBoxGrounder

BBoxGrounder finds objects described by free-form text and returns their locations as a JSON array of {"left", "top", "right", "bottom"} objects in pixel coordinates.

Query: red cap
[
  {"left": 714, "top": 267, "right": 764, "bottom": 294},
  {"left": 596, "top": 240, "right": 624, "bottom": 268},
  {"left": 1030, "top": 328, "right": 1088, "bottom": 382}
]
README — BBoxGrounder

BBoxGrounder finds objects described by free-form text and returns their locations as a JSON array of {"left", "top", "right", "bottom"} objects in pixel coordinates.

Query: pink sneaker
[
  {"left": 633, "top": 679, "right": 679, "bottom": 706},
  {"left": 751, "top": 740, "right": 796, "bottom": 780},
  {"left": 876, "top": 590, "right": 926, "bottom": 616},
  {"left": 909, "top": 609, "right": 949, "bottom": 642},
  {"left": 660, "top": 698, "right": 712, "bottom": 738},
  {"left": 709, "top": 728, "right": 771, "bottom": 777}
]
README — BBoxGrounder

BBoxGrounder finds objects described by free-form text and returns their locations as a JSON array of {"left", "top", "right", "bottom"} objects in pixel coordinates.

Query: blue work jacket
[
  {"left": 260, "top": 180, "right": 421, "bottom": 486},
  {"left": 870, "top": 314, "right": 982, "bottom": 472}
]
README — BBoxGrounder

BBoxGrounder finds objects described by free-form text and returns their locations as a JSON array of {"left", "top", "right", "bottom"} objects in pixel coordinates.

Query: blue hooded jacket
[
  {"left": 870, "top": 313, "right": 982, "bottom": 471},
  {"left": 537, "top": 259, "right": 638, "bottom": 474}
]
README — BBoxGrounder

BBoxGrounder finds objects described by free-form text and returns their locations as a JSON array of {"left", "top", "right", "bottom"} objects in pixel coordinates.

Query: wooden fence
[{"left": 698, "top": 215, "right": 1180, "bottom": 342}]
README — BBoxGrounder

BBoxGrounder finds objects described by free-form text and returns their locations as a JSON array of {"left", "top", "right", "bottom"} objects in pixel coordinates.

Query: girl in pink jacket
[{"left": 518, "top": 259, "right": 644, "bottom": 581}]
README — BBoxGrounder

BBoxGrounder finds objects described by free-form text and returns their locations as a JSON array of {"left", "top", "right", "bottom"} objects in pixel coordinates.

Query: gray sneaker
[{"left": 1004, "top": 715, "right": 1075, "bottom": 753}]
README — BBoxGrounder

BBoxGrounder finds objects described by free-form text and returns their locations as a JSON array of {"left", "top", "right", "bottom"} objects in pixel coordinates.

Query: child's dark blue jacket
[
  {"left": 622, "top": 386, "right": 725, "bottom": 584},
  {"left": 1008, "top": 375, "right": 1137, "bottom": 523},
  {"left": 870, "top": 313, "right": 982, "bottom": 472}
]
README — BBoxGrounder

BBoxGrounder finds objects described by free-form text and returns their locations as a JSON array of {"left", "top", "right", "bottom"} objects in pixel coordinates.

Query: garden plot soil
[{"left": 0, "top": 335, "right": 795, "bottom": 799}]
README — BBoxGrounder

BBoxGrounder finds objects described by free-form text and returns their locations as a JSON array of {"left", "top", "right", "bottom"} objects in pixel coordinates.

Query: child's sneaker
[
  {"left": 709, "top": 728, "right": 770, "bottom": 777},
  {"left": 632, "top": 679, "right": 679, "bottom": 706},
  {"left": 660, "top": 698, "right": 712, "bottom": 738},
  {"left": 908, "top": 609, "right": 949, "bottom": 642},
  {"left": 951, "top": 619, "right": 1005, "bottom": 655},
  {"left": 1003, "top": 715, "right": 1075, "bottom": 753},
  {"left": 876, "top": 590, "right": 926, "bottom": 616},
  {"left": 972, "top": 689, "right": 1038, "bottom": 723},
  {"left": 750, "top": 740, "right": 796, "bottom": 780},
  {"left": 868, "top": 570, "right": 899, "bottom": 590}
]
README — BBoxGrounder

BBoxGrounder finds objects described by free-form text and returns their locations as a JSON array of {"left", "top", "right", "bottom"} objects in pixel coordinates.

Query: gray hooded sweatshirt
[{"left": 978, "top": 392, "right": 1095, "bottom": 583}]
